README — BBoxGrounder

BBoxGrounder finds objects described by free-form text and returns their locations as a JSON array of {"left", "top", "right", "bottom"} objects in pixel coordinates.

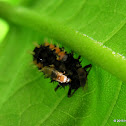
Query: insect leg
[
  {"left": 84, "top": 64, "right": 92, "bottom": 75},
  {"left": 68, "top": 87, "right": 72, "bottom": 97},
  {"left": 55, "top": 84, "right": 60, "bottom": 91},
  {"left": 68, "top": 87, "right": 78, "bottom": 97}
]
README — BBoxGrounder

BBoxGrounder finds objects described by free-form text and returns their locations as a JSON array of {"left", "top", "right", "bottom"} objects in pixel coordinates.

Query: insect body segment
[
  {"left": 32, "top": 41, "right": 92, "bottom": 97},
  {"left": 44, "top": 42, "right": 67, "bottom": 61},
  {"left": 77, "top": 64, "right": 92, "bottom": 88},
  {"left": 42, "top": 66, "right": 71, "bottom": 83}
]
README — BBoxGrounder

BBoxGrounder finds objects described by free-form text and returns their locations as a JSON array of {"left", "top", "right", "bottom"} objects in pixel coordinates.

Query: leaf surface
[{"left": 0, "top": 0, "right": 126, "bottom": 126}]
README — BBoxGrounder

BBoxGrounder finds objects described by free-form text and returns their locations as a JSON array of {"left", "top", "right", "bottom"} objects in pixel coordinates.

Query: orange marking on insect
[
  {"left": 59, "top": 74, "right": 66, "bottom": 82},
  {"left": 56, "top": 72, "right": 71, "bottom": 83},
  {"left": 57, "top": 51, "right": 66, "bottom": 60},
  {"left": 33, "top": 60, "right": 43, "bottom": 68},
  {"left": 44, "top": 42, "right": 50, "bottom": 47},
  {"left": 54, "top": 47, "right": 61, "bottom": 54},
  {"left": 49, "top": 44, "right": 55, "bottom": 49},
  {"left": 37, "top": 63, "right": 43, "bottom": 68}
]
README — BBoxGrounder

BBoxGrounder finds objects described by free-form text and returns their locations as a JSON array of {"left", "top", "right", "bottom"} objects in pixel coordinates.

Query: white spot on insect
[
  {"left": 66, "top": 78, "right": 71, "bottom": 83},
  {"left": 63, "top": 76, "right": 67, "bottom": 83}
]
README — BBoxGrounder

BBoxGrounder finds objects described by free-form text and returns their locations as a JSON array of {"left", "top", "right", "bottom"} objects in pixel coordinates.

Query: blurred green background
[
  {"left": 0, "top": 19, "right": 9, "bottom": 43},
  {"left": 0, "top": 0, "right": 126, "bottom": 126},
  {"left": 0, "top": 0, "right": 21, "bottom": 43}
]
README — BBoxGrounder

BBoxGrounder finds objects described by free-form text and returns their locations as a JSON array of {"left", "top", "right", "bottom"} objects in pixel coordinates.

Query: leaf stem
[{"left": 0, "top": 1, "right": 126, "bottom": 83}]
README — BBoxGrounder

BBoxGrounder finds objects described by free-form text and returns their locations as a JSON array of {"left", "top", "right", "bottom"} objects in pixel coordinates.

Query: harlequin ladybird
[{"left": 32, "top": 41, "right": 92, "bottom": 97}]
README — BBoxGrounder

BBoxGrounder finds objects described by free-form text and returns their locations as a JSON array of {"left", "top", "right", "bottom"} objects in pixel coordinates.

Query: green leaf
[
  {"left": 0, "top": 0, "right": 126, "bottom": 126},
  {"left": 0, "top": 19, "right": 9, "bottom": 43}
]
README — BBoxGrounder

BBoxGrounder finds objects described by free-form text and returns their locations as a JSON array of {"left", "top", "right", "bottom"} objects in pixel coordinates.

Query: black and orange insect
[{"left": 32, "top": 42, "right": 92, "bottom": 97}]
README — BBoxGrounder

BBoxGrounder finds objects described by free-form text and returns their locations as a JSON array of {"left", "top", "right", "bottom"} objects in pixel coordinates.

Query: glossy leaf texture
[{"left": 0, "top": 0, "right": 126, "bottom": 126}]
